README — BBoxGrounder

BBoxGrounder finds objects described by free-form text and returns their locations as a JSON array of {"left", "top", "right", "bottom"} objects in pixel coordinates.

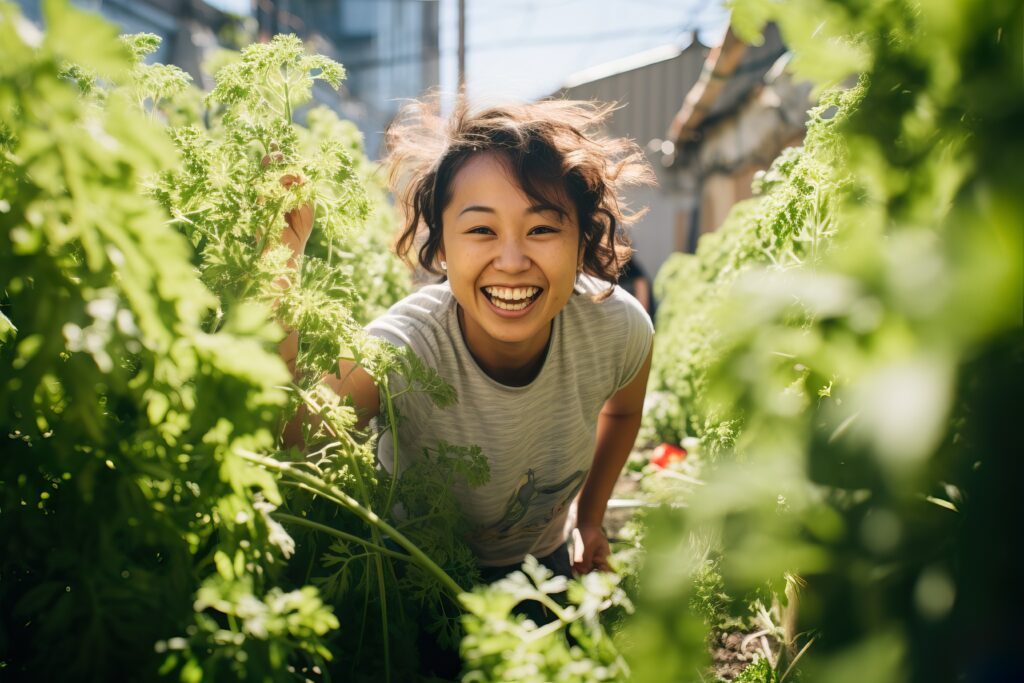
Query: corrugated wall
[
  {"left": 559, "top": 41, "right": 707, "bottom": 151},
  {"left": 556, "top": 41, "right": 708, "bottom": 281}
]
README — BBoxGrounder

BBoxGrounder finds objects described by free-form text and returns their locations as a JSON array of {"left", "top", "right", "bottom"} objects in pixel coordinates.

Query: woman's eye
[
  {"left": 530, "top": 226, "right": 558, "bottom": 235},
  {"left": 468, "top": 226, "right": 494, "bottom": 235}
]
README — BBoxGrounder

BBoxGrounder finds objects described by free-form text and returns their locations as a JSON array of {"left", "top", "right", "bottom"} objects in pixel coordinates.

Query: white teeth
[
  {"left": 484, "top": 286, "right": 539, "bottom": 301},
  {"left": 492, "top": 297, "right": 531, "bottom": 311}
]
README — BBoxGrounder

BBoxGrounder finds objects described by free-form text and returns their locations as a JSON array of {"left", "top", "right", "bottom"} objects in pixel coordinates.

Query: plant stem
[
  {"left": 381, "top": 377, "right": 401, "bottom": 514},
  {"left": 375, "top": 554, "right": 391, "bottom": 683},
  {"left": 292, "top": 389, "right": 393, "bottom": 578},
  {"left": 235, "top": 449, "right": 464, "bottom": 597},
  {"left": 296, "top": 389, "right": 371, "bottom": 504},
  {"left": 282, "top": 64, "right": 292, "bottom": 124},
  {"left": 534, "top": 591, "right": 570, "bottom": 623},
  {"left": 780, "top": 636, "right": 815, "bottom": 683},
  {"left": 274, "top": 512, "right": 412, "bottom": 562}
]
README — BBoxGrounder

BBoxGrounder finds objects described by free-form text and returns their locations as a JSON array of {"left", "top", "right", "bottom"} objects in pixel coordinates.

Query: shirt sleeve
[
  {"left": 363, "top": 287, "right": 451, "bottom": 407},
  {"left": 364, "top": 285, "right": 449, "bottom": 359},
  {"left": 614, "top": 285, "right": 655, "bottom": 392}
]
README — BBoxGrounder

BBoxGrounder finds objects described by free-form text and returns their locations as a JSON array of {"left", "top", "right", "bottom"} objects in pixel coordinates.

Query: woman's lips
[{"left": 480, "top": 287, "right": 542, "bottom": 318}]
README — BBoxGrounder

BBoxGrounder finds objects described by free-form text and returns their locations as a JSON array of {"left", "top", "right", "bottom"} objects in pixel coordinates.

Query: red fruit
[{"left": 651, "top": 443, "right": 687, "bottom": 469}]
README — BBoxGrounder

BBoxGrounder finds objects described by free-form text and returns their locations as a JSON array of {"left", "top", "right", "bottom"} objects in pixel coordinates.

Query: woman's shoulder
[
  {"left": 364, "top": 282, "right": 456, "bottom": 351},
  {"left": 387, "top": 281, "right": 454, "bottom": 315},
  {"left": 569, "top": 275, "right": 654, "bottom": 390}
]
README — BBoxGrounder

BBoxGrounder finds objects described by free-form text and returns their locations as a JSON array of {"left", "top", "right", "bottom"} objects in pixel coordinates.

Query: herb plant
[
  {"left": 630, "top": 1, "right": 1023, "bottom": 681},
  {"left": 1, "top": 2, "right": 472, "bottom": 681}
]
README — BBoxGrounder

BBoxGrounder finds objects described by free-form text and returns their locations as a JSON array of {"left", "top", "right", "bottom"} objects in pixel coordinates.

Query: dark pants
[
  {"left": 478, "top": 543, "right": 573, "bottom": 626},
  {"left": 478, "top": 542, "right": 573, "bottom": 584},
  {"left": 420, "top": 543, "right": 572, "bottom": 679}
]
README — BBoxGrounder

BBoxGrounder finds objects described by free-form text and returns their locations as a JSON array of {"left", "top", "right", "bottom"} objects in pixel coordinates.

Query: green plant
[
  {"left": 1, "top": 3, "right": 472, "bottom": 681},
  {"left": 460, "top": 556, "right": 633, "bottom": 682},
  {"left": 628, "top": 1, "right": 1023, "bottom": 681},
  {"left": 0, "top": 1, "right": 334, "bottom": 678}
]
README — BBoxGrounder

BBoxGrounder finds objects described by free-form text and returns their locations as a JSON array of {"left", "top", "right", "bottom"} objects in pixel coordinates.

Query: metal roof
[{"left": 700, "top": 22, "right": 787, "bottom": 127}]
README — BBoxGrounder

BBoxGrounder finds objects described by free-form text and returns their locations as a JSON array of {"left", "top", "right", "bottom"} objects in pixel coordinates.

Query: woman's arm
[
  {"left": 271, "top": 174, "right": 380, "bottom": 450},
  {"left": 572, "top": 345, "right": 653, "bottom": 573}
]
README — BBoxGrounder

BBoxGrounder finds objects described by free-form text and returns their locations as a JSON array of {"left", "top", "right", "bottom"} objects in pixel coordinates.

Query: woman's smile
[{"left": 481, "top": 285, "right": 543, "bottom": 314}]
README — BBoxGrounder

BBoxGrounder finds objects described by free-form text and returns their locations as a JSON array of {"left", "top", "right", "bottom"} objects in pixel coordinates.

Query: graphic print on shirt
[{"left": 476, "top": 468, "right": 587, "bottom": 541}]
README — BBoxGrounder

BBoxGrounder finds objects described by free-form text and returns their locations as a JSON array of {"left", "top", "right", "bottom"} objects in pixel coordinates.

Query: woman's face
[{"left": 440, "top": 152, "right": 581, "bottom": 367}]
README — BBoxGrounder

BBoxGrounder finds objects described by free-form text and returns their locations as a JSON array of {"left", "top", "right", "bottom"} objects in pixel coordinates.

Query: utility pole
[
  {"left": 256, "top": 0, "right": 277, "bottom": 42},
  {"left": 457, "top": 0, "right": 466, "bottom": 97}
]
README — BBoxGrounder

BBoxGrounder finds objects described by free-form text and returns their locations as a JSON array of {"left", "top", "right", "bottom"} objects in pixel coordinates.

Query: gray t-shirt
[{"left": 365, "top": 274, "right": 654, "bottom": 566}]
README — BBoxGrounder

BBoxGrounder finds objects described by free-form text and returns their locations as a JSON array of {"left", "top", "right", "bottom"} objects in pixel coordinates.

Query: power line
[
  {"left": 336, "top": 21, "right": 701, "bottom": 73},
  {"left": 473, "top": 22, "right": 693, "bottom": 50}
]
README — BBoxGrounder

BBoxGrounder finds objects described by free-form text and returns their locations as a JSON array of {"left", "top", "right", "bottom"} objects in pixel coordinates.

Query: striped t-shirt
[{"left": 365, "top": 274, "right": 654, "bottom": 566}]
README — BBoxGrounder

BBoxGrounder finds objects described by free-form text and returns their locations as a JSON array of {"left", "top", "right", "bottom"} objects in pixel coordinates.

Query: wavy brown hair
[{"left": 384, "top": 98, "right": 655, "bottom": 297}]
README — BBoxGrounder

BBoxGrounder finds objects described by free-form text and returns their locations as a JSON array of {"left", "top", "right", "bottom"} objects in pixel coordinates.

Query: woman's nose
[{"left": 493, "top": 238, "right": 531, "bottom": 273}]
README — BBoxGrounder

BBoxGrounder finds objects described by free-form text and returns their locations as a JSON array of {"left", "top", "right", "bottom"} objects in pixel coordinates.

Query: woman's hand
[
  {"left": 261, "top": 152, "right": 313, "bottom": 254},
  {"left": 279, "top": 174, "right": 313, "bottom": 251},
  {"left": 571, "top": 525, "right": 611, "bottom": 575}
]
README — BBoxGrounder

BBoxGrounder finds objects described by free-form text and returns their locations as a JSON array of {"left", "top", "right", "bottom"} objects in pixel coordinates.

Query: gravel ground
[{"left": 712, "top": 630, "right": 780, "bottom": 680}]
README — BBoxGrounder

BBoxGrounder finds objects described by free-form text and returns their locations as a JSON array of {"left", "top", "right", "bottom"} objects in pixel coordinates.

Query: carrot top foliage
[
  {"left": 0, "top": 1, "right": 470, "bottom": 681},
  {"left": 632, "top": 1, "right": 1023, "bottom": 681}
]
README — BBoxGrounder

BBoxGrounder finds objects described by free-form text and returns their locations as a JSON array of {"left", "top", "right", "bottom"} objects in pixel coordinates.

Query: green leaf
[
  {"left": 0, "top": 311, "right": 16, "bottom": 344},
  {"left": 43, "top": 0, "right": 131, "bottom": 78},
  {"left": 728, "top": 0, "right": 775, "bottom": 45}
]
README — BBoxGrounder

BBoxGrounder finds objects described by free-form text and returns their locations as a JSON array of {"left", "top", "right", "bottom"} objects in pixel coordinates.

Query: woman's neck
[{"left": 457, "top": 307, "right": 552, "bottom": 386}]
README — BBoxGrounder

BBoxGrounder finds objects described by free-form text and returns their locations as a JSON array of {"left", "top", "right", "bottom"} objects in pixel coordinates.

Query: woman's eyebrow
[
  {"left": 457, "top": 204, "right": 495, "bottom": 217},
  {"left": 526, "top": 203, "right": 568, "bottom": 219},
  {"left": 456, "top": 203, "right": 568, "bottom": 219}
]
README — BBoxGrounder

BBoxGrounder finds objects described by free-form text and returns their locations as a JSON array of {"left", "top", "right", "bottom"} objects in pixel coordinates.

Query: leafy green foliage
[
  {"left": 460, "top": 556, "right": 633, "bottom": 682},
  {"left": 0, "top": 1, "right": 328, "bottom": 678},
  {"left": 730, "top": 657, "right": 777, "bottom": 683},
  {"left": 159, "top": 576, "right": 340, "bottom": 682},
  {"left": 630, "top": 0, "right": 1024, "bottom": 681},
  {"left": 208, "top": 34, "right": 344, "bottom": 125},
  {"left": 645, "top": 87, "right": 854, "bottom": 452},
  {"left": 1, "top": 2, "right": 470, "bottom": 681}
]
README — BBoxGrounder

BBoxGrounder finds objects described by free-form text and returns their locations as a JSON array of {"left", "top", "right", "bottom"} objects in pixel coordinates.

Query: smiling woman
[
  {"left": 275, "top": 97, "right": 656, "bottom": 673},
  {"left": 439, "top": 153, "right": 580, "bottom": 378},
  {"left": 375, "top": 96, "right": 657, "bottom": 562}
]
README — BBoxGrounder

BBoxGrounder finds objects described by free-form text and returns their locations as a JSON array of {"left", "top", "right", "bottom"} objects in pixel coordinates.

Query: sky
[
  {"left": 439, "top": 0, "right": 730, "bottom": 103},
  {"left": 206, "top": 0, "right": 731, "bottom": 104}
]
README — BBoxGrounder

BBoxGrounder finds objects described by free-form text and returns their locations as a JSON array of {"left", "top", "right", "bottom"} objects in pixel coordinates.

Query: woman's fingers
[
  {"left": 284, "top": 203, "right": 314, "bottom": 242},
  {"left": 254, "top": 152, "right": 312, "bottom": 251},
  {"left": 279, "top": 172, "right": 306, "bottom": 189},
  {"left": 571, "top": 526, "right": 613, "bottom": 575},
  {"left": 571, "top": 527, "right": 591, "bottom": 573},
  {"left": 261, "top": 151, "right": 285, "bottom": 169}
]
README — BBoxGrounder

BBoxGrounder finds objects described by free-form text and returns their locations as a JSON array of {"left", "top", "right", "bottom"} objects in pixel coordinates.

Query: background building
[
  {"left": 15, "top": 0, "right": 441, "bottom": 158},
  {"left": 260, "top": 0, "right": 440, "bottom": 157},
  {"left": 15, "top": 0, "right": 241, "bottom": 90},
  {"left": 664, "top": 22, "right": 812, "bottom": 250},
  {"left": 558, "top": 23, "right": 811, "bottom": 280},
  {"left": 557, "top": 36, "right": 708, "bottom": 281}
]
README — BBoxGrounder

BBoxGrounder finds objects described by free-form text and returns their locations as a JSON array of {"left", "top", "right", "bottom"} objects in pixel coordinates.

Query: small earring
[{"left": 440, "top": 260, "right": 447, "bottom": 271}]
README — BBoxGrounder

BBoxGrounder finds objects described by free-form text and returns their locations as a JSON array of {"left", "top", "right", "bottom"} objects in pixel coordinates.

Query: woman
[{"left": 278, "top": 99, "right": 655, "bottom": 580}]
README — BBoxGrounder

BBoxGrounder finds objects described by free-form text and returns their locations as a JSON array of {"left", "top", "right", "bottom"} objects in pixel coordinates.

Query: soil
[{"left": 712, "top": 629, "right": 780, "bottom": 680}]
